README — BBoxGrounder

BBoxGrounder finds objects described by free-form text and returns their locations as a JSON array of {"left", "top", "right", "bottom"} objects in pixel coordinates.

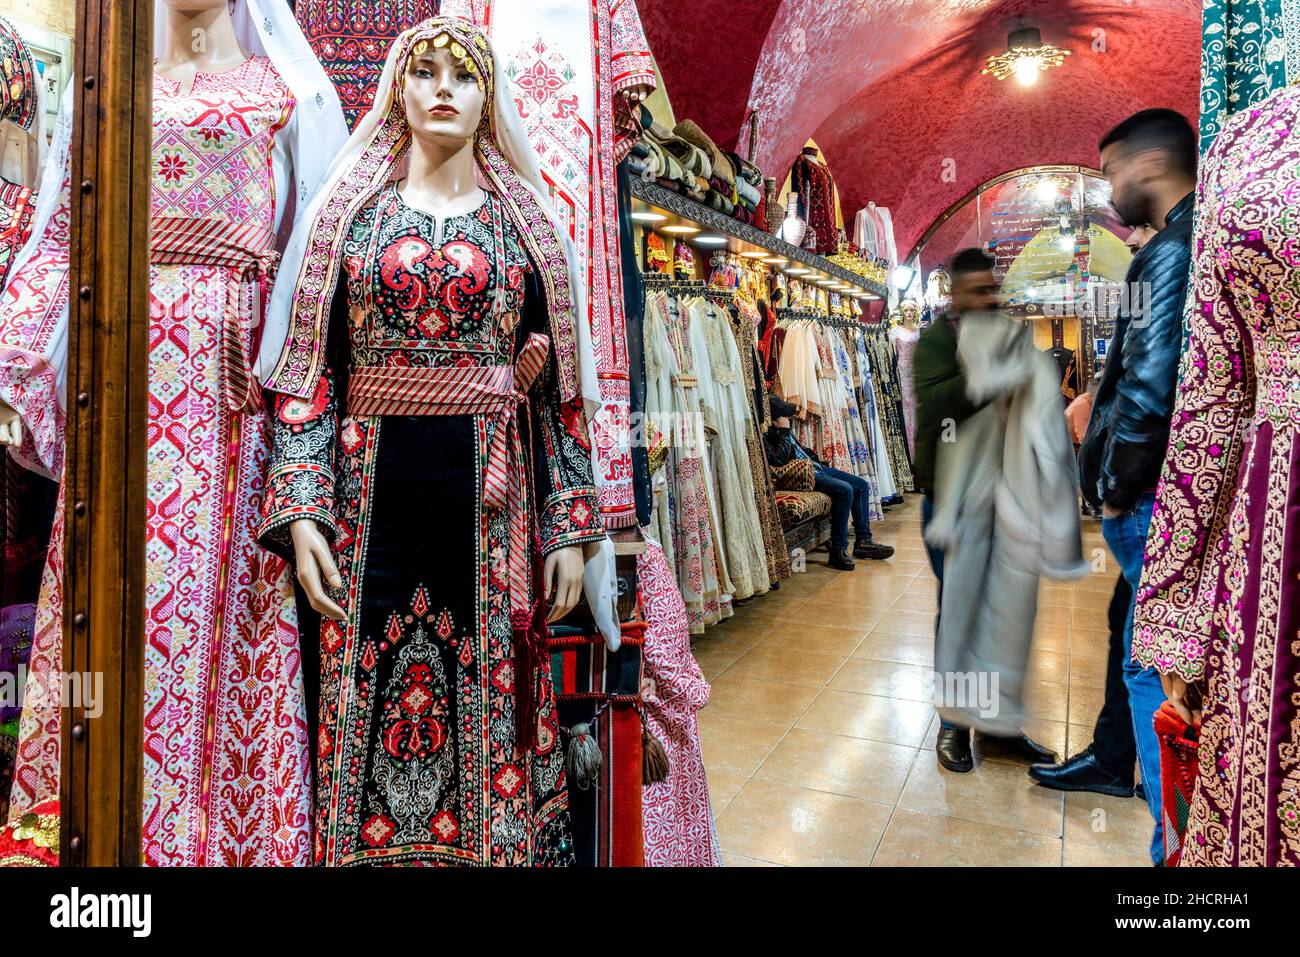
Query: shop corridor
[{"left": 694, "top": 497, "right": 1154, "bottom": 867}]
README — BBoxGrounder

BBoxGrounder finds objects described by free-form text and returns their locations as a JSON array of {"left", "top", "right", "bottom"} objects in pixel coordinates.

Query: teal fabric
[{"left": 1200, "top": 0, "right": 1300, "bottom": 154}]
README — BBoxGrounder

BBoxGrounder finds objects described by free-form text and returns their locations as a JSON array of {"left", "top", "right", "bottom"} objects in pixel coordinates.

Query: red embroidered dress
[
  {"left": 6, "top": 56, "right": 312, "bottom": 866},
  {"left": 259, "top": 186, "right": 605, "bottom": 865}
]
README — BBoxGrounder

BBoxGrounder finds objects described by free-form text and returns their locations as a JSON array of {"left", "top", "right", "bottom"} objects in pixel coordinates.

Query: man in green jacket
[{"left": 912, "top": 248, "right": 1055, "bottom": 773}]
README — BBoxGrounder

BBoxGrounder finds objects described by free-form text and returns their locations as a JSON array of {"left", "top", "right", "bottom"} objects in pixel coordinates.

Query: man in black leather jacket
[{"left": 1057, "top": 109, "right": 1197, "bottom": 866}]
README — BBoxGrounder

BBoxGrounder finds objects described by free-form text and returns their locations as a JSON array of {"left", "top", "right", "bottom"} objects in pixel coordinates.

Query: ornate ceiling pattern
[{"left": 642, "top": 0, "right": 1200, "bottom": 256}]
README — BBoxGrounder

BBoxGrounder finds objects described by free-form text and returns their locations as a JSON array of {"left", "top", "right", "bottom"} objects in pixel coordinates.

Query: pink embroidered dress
[
  {"left": 443, "top": 0, "right": 658, "bottom": 532},
  {"left": 4, "top": 56, "right": 313, "bottom": 866}
]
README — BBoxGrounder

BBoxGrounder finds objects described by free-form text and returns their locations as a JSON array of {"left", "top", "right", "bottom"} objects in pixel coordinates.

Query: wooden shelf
[{"left": 630, "top": 179, "right": 889, "bottom": 300}]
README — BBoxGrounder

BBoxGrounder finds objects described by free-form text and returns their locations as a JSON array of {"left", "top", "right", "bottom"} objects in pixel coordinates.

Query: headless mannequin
[
  {"left": 288, "top": 45, "right": 586, "bottom": 624},
  {"left": 155, "top": 0, "right": 249, "bottom": 94},
  {"left": 0, "top": 0, "right": 250, "bottom": 446}
]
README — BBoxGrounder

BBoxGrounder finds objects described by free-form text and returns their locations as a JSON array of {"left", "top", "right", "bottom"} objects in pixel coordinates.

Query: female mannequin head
[
  {"left": 402, "top": 39, "right": 487, "bottom": 151},
  {"left": 897, "top": 299, "right": 920, "bottom": 329}
]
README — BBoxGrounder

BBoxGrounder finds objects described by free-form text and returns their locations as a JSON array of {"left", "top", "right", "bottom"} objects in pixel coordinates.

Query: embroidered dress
[
  {"left": 259, "top": 187, "right": 604, "bottom": 865},
  {"left": 690, "top": 299, "right": 769, "bottom": 602},
  {"left": 1131, "top": 84, "right": 1300, "bottom": 867},
  {"left": 833, "top": 329, "right": 873, "bottom": 479},
  {"left": 443, "top": 0, "right": 657, "bottom": 532},
  {"left": 4, "top": 57, "right": 313, "bottom": 866},
  {"left": 296, "top": 0, "right": 441, "bottom": 128},
  {"left": 0, "top": 182, "right": 33, "bottom": 291},
  {"left": 644, "top": 292, "right": 731, "bottom": 633},
  {"left": 638, "top": 540, "right": 721, "bottom": 867}
]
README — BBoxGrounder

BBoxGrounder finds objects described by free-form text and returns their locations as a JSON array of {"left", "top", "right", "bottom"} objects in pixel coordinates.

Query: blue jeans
[
  {"left": 922, "top": 495, "right": 961, "bottom": 731},
  {"left": 814, "top": 466, "right": 873, "bottom": 553},
  {"left": 1101, "top": 492, "right": 1165, "bottom": 865}
]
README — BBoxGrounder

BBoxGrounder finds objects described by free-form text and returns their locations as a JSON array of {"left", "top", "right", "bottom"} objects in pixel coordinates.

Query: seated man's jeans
[
  {"left": 1100, "top": 491, "right": 1165, "bottom": 865},
  {"left": 813, "top": 465, "right": 873, "bottom": 553}
]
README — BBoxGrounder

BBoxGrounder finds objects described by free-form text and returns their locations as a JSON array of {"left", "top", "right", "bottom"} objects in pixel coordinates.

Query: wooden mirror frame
[{"left": 60, "top": 0, "right": 151, "bottom": 866}]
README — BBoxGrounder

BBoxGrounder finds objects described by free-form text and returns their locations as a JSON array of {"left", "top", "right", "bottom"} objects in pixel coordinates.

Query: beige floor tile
[
  {"left": 754, "top": 728, "right": 917, "bottom": 804},
  {"left": 862, "top": 609, "right": 941, "bottom": 639},
  {"left": 1027, "top": 649, "right": 1071, "bottom": 685},
  {"left": 705, "top": 673, "right": 821, "bottom": 727},
  {"left": 796, "top": 690, "right": 935, "bottom": 748},
  {"left": 722, "top": 851, "right": 783, "bottom": 867},
  {"left": 697, "top": 710, "right": 788, "bottom": 777},
  {"left": 1068, "top": 683, "right": 1107, "bottom": 726},
  {"left": 706, "top": 768, "right": 751, "bottom": 815},
  {"left": 1063, "top": 789, "right": 1156, "bottom": 853},
  {"left": 1068, "top": 650, "right": 1109, "bottom": 689},
  {"left": 854, "top": 630, "right": 934, "bottom": 667},
  {"left": 689, "top": 638, "right": 752, "bottom": 678},
  {"left": 1023, "top": 679, "right": 1070, "bottom": 722},
  {"left": 724, "top": 646, "right": 845, "bottom": 688},
  {"left": 752, "top": 623, "right": 867, "bottom": 657},
  {"left": 871, "top": 808, "right": 1062, "bottom": 866},
  {"left": 899, "top": 754, "right": 1064, "bottom": 837},
  {"left": 715, "top": 778, "right": 893, "bottom": 867},
  {"left": 1063, "top": 841, "right": 1153, "bottom": 867},
  {"left": 828, "top": 658, "right": 933, "bottom": 702},
  {"left": 771, "top": 600, "right": 884, "bottom": 632}
]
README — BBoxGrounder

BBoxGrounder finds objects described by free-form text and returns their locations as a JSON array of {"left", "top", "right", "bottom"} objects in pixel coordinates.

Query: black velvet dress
[{"left": 260, "top": 186, "right": 605, "bottom": 865}]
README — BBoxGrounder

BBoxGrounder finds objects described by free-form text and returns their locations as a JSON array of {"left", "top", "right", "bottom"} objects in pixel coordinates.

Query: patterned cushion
[
  {"left": 771, "top": 459, "right": 815, "bottom": 491},
  {"left": 774, "top": 491, "right": 832, "bottom": 529}
]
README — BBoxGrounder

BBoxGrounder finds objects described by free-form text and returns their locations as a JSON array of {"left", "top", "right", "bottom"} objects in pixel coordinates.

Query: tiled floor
[{"left": 693, "top": 495, "right": 1155, "bottom": 867}]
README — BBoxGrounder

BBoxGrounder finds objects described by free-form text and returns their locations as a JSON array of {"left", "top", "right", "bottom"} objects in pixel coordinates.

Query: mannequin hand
[
  {"left": 620, "top": 84, "right": 652, "bottom": 104},
  {"left": 290, "top": 519, "right": 346, "bottom": 621},
  {"left": 0, "top": 399, "right": 22, "bottom": 448},
  {"left": 543, "top": 544, "right": 584, "bottom": 623}
]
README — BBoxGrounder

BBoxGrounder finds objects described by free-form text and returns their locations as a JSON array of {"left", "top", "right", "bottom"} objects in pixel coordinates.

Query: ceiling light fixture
[
  {"left": 661, "top": 224, "right": 699, "bottom": 234},
  {"left": 630, "top": 211, "right": 667, "bottom": 223},
  {"left": 982, "top": 26, "right": 1070, "bottom": 87},
  {"left": 693, "top": 235, "right": 729, "bottom": 245},
  {"left": 740, "top": 250, "right": 768, "bottom": 259}
]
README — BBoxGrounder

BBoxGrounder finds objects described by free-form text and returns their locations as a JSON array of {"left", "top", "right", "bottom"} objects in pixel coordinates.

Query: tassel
[
  {"left": 642, "top": 725, "right": 670, "bottom": 785},
  {"left": 566, "top": 722, "right": 602, "bottom": 790}
]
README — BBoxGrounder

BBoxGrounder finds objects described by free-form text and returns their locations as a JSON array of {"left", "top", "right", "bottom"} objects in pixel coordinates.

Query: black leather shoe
[
  {"left": 936, "top": 726, "right": 973, "bottom": 773},
  {"left": 853, "top": 539, "right": 895, "bottom": 560},
  {"left": 1027, "top": 746, "right": 1135, "bottom": 797},
  {"left": 828, "top": 549, "right": 857, "bottom": 571},
  {"left": 1135, "top": 780, "right": 1146, "bottom": 801}
]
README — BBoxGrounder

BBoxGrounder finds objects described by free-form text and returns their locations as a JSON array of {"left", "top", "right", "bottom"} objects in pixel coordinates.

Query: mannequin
[
  {"left": 256, "top": 17, "right": 608, "bottom": 866},
  {"left": 890, "top": 300, "right": 921, "bottom": 457},
  {"left": 0, "top": 0, "right": 348, "bottom": 865}
]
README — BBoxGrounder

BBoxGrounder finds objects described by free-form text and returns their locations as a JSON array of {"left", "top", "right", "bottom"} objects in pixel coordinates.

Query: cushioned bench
[{"left": 770, "top": 461, "right": 833, "bottom": 564}]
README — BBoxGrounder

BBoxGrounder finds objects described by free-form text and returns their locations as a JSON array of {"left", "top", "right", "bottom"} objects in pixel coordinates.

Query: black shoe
[
  {"left": 853, "top": 540, "right": 895, "bottom": 561},
  {"left": 1135, "top": 780, "right": 1146, "bottom": 801},
  {"left": 936, "top": 726, "right": 973, "bottom": 773},
  {"left": 1027, "top": 746, "right": 1135, "bottom": 797},
  {"left": 978, "top": 733, "right": 1057, "bottom": 766},
  {"left": 827, "top": 549, "right": 857, "bottom": 571}
]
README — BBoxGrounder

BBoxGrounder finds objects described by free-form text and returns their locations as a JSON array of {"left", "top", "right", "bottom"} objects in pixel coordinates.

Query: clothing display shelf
[
  {"left": 777, "top": 306, "right": 862, "bottom": 329},
  {"left": 631, "top": 179, "right": 888, "bottom": 300}
]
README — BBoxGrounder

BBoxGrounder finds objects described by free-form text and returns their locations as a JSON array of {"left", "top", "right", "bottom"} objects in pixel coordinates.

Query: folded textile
[{"left": 674, "top": 119, "right": 734, "bottom": 188}]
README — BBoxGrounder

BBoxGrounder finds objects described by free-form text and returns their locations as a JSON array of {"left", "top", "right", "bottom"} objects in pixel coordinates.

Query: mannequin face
[{"left": 403, "top": 46, "right": 487, "bottom": 148}]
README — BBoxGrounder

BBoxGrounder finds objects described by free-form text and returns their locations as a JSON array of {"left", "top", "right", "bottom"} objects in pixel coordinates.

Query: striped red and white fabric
[
  {"left": 151, "top": 215, "right": 278, "bottom": 414},
  {"left": 346, "top": 332, "right": 551, "bottom": 610}
]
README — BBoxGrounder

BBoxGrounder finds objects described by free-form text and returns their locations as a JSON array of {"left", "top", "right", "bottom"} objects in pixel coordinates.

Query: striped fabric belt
[
  {"left": 347, "top": 333, "right": 551, "bottom": 608},
  {"left": 151, "top": 216, "right": 278, "bottom": 414}
]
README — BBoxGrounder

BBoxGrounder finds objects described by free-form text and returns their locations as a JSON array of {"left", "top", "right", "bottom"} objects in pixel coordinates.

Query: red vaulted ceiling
[{"left": 640, "top": 0, "right": 1200, "bottom": 257}]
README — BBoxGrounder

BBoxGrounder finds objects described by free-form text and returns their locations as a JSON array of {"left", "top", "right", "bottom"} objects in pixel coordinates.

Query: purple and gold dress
[{"left": 1132, "top": 84, "right": 1300, "bottom": 867}]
